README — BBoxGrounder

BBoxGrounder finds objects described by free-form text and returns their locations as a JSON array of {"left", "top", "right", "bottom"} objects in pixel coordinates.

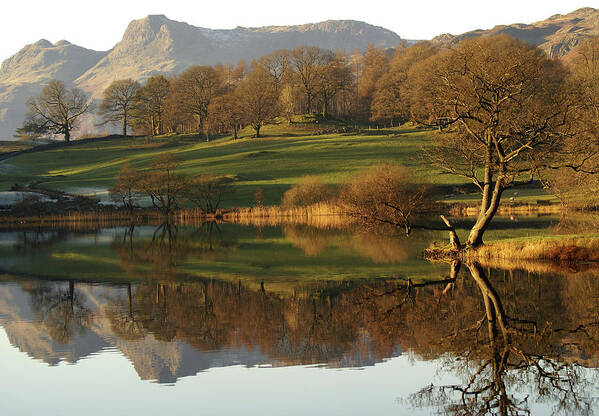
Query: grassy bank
[{"left": 0, "top": 121, "right": 555, "bottom": 207}]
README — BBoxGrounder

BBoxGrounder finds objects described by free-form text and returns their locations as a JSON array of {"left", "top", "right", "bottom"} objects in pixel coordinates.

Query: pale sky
[{"left": 1, "top": 0, "right": 598, "bottom": 63}]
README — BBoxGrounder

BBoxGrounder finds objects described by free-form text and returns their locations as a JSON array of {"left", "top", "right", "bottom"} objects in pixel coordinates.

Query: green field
[{"left": 0, "top": 121, "right": 554, "bottom": 206}]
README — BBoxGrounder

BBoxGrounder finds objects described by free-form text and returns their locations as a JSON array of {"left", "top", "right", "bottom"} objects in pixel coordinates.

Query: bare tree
[
  {"left": 138, "top": 153, "right": 189, "bottom": 215},
  {"left": 315, "top": 52, "right": 353, "bottom": 118},
  {"left": 236, "top": 67, "right": 280, "bottom": 138},
  {"left": 98, "top": 79, "right": 140, "bottom": 136},
  {"left": 546, "top": 36, "right": 599, "bottom": 208},
  {"left": 279, "top": 84, "right": 298, "bottom": 124},
  {"left": 207, "top": 93, "right": 245, "bottom": 139},
  {"left": 341, "top": 162, "right": 430, "bottom": 234},
  {"left": 187, "top": 174, "right": 235, "bottom": 213},
  {"left": 257, "top": 49, "right": 291, "bottom": 91},
  {"left": 289, "top": 46, "right": 331, "bottom": 113},
  {"left": 173, "top": 66, "right": 221, "bottom": 140},
  {"left": 355, "top": 45, "right": 390, "bottom": 121},
  {"left": 409, "top": 35, "right": 575, "bottom": 247},
  {"left": 17, "top": 79, "right": 91, "bottom": 142},
  {"left": 132, "top": 75, "right": 171, "bottom": 135},
  {"left": 109, "top": 162, "right": 142, "bottom": 213},
  {"left": 371, "top": 42, "right": 438, "bottom": 126}
]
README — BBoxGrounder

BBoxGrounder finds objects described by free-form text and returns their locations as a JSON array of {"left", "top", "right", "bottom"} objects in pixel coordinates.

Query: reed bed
[
  {"left": 0, "top": 203, "right": 357, "bottom": 229},
  {"left": 0, "top": 210, "right": 164, "bottom": 228},
  {"left": 473, "top": 256, "right": 599, "bottom": 275},
  {"left": 449, "top": 203, "right": 562, "bottom": 217},
  {"left": 218, "top": 203, "right": 356, "bottom": 228}
]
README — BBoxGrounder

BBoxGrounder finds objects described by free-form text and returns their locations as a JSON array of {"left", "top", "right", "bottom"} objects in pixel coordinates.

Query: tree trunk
[
  {"left": 64, "top": 126, "right": 70, "bottom": 143},
  {"left": 468, "top": 263, "right": 510, "bottom": 343},
  {"left": 466, "top": 187, "right": 503, "bottom": 247},
  {"left": 321, "top": 100, "right": 328, "bottom": 119},
  {"left": 122, "top": 113, "right": 127, "bottom": 137},
  {"left": 465, "top": 142, "right": 504, "bottom": 247},
  {"left": 254, "top": 125, "right": 261, "bottom": 138},
  {"left": 440, "top": 215, "right": 461, "bottom": 249}
]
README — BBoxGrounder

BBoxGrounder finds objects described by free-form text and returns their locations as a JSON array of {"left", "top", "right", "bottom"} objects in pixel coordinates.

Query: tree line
[
  {"left": 18, "top": 45, "right": 395, "bottom": 141},
  {"left": 19, "top": 37, "right": 599, "bottom": 143},
  {"left": 98, "top": 45, "right": 368, "bottom": 139}
]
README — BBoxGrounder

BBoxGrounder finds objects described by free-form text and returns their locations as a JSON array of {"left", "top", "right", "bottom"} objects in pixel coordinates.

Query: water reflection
[
  {"left": 0, "top": 222, "right": 597, "bottom": 414},
  {"left": 26, "top": 280, "right": 91, "bottom": 345},
  {"left": 410, "top": 262, "right": 599, "bottom": 415},
  {"left": 0, "top": 262, "right": 596, "bottom": 413},
  {"left": 110, "top": 222, "right": 240, "bottom": 280},
  {"left": 283, "top": 223, "right": 413, "bottom": 262}
]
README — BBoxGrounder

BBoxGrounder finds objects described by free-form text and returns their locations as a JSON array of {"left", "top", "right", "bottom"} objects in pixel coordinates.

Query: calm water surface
[{"left": 0, "top": 221, "right": 597, "bottom": 415}]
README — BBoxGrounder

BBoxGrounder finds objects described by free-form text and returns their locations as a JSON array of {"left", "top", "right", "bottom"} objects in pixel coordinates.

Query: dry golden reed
[{"left": 466, "top": 237, "right": 599, "bottom": 263}]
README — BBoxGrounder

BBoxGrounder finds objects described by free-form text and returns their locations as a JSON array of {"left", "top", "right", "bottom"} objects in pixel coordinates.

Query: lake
[{"left": 0, "top": 220, "right": 597, "bottom": 415}]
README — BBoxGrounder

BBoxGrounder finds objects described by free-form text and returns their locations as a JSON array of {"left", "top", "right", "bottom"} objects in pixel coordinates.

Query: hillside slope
[
  {"left": 77, "top": 16, "right": 402, "bottom": 97},
  {"left": 433, "top": 7, "right": 599, "bottom": 58},
  {"left": 0, "top": 122, "right": 553, "bottom": 207}
]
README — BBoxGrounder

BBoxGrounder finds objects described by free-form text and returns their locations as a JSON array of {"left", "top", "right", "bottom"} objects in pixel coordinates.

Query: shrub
[
  {"left": 187, "top": 174, "right": 235, "bottom": 213},
  {"left": 281, "top": 176, "right": 334, "bottom": 208},
  {"left": 340, "top": 162, "right": 429, "bottom": 232}
]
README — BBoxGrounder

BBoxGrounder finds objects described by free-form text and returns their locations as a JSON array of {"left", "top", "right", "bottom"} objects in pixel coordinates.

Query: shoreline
[{"left": 0, "top": 199, "right": 565, "bottom": 224}]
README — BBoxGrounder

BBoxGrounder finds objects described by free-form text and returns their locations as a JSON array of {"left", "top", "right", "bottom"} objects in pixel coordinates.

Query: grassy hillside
[{"left": 0, "top": 120, "right": 554, "bottom": 206}]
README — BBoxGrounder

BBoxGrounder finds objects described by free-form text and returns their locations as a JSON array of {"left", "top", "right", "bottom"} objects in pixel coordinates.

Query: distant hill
[
  {"left": 433, "top": 7, "right": 599, "bottom": 58},
  {"left": 0, "top": 16, "right": 402, "bottom": 140}
]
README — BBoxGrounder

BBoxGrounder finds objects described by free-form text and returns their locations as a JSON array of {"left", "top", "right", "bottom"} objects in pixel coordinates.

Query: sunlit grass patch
[{"left": 468, "top": 235, "right": 599, "bottom": 262}]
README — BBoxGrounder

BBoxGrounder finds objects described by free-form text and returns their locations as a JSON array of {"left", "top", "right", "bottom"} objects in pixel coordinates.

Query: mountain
[
  {"left": 432, "top": 7, "right": 599, "bottom": 58},
  {"left": 4, "top": 9, "right": 599, "bottom": 141},
  {"left": 77, "top": 15, "right": 402, "bottom": 97},
  {"left": 0, "top": 15, "right": 402, "bottom": 140}
]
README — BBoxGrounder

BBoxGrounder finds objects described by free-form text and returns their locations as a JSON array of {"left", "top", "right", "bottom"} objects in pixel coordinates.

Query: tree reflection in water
[
  {"left": 102, "top": 257, "right": 599, "bottom": 414},
  {"left": 26, "top": 280, "right": 91, "bottom": 345},
  {"left": 111, "top": 222, "right": 238, "bottom": 280},
  {"left": 409, "top": 262, "right": 598, "bottom": 416}
]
